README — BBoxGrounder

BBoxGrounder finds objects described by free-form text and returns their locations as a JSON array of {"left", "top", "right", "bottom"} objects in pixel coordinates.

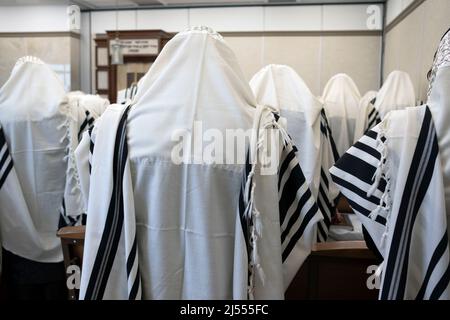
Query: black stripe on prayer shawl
[
  {"left": 278, "top": 143, "right": 319, "bottom": 262},
  {"left": 88, "top": 126, "right": 94, "bottom": 174},
  {"left": 365, "top": 129, "right": 378, "bottom": 140},
  {"left": 237, "top": 151, "right": 253, "bottom": 297},
  {"left": 282, "top": 203, "right": 318, "bottom": 262},
  {"left": 279, "top": 156, "right": 307, "bottom": 224},
  {"left": 0, "top": 127, "right": 14, "bottom": 190},
  {"left": 320, "top": 109, "right": 340, "bottom": 161},
  {"left": 84, "top": 105, "right": 134, "bottom": 300},
  {"left": 381, "top": 107, "right": 440, "bottom": 300},
  {"left": 317, "top": 110, "right": 341, "bottom": 242},
  {"left": 334, "top": 153, "right": 379, "bottom": 185},
  {"left": 127, "top": 236, "right": 140, "bottom": 300},
  {"left": 329, "top": 126, "right": 388, "bottom": 227},
  {"left": 353, "top": 141, "right": 381, "bottom": 160},
  {"left": 367, "top": 105, "right": 381, "bottom": 131},
  {"left": 430, "top": 263, "right": 450, "bottom": 299},
  {"left": 416, "top": 232, "right": 449, "bottom": 300},
  {"left": 78, "top": 110, "right": 95, "bottom": 141},
  {"left": 239, "top": 152, "right": 252, "bottom": 253},
  {"left": 129, "top": 266, "right": 141, "bottom": 300}
]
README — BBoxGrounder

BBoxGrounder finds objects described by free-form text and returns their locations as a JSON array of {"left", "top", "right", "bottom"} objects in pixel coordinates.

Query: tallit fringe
[
  {"left": 367, "top": 120, "right": 392, "bottom": 252},
  {"left": 14, "top": 56, "right": 45, "bottom": 68},
  {"left": 183, "top": 26, "right": 224, "bottom": 41},
  {"left": 245, "top": 108, "right": 290, "bottom": 299},
  {"left": 58, "top": 100, "right": 84, "bottom": 212}
]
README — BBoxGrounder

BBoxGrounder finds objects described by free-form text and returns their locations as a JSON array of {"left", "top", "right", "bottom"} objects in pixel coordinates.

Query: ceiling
[{"left": 0, "top": 0, "right": 387, "bottom": 9}]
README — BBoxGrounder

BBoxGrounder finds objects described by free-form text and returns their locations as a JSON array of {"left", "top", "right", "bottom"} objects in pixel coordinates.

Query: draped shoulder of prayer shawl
[
  {"left": 79, "top": 27, "right": 319, "bottom": 300},
  {"left": 249, "top": 64, "right": 339, "bottom": 242},
  {"left": 427, "top": 28, "right": 450, "bottom": 240},
  {"left": 235, "top": 103, "right": 323, "bottom": 297},
  {"left": 329, "top": 105, "right": 450, "bottom": 299},
  {"left": 375, "top": 70, "right": 416, "bottom": 120},
  {"left": 0, "top": 56, "right": 69, "bottom": 263},
  {"left": 322, "top": 73, "right": 367, "bottom": 156},
  {"left": 359, "top": 91, "right": 381, "bottom": 133}
]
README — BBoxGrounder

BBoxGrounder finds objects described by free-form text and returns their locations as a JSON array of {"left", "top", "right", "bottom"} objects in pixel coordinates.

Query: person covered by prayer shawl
[
  {"left": 322, "top": 73, "right": 367, "bottom": 157},
  {"left": 375, "top": 70, "right": 416, "bottom": 120},
  {"left": 59, "top": 91, "right": 109, "bottom": 227},
  {"left": 329, "top": 29, "right": 450, "bottom": 300},
  {"left": 0, "top": 56, "right": 81, "bottom": 299},
  {"left": 249, "top": 64, "right": 339, "bottom": 242},
  {"left": 77, "top": 26, "right": 322, "bottom": 300}
]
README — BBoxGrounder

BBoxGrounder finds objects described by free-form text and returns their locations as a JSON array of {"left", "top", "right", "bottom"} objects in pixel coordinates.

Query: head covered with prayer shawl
[
  {"left": 322, "top": 73, "right": 365, "bottom": 156},
  {"left": 127, "top": 26, "right": 256, "bottom": 161},
  {"left": 249, "top": 64, "right": 339, "bottom": 244},
  {"left": 0, "top": 56, "right": 67, "bottom": 262},
  {"left": 249, "top": 64, "right": 323, "bottom": 197},
  {"left": 0, "top": 56, "right": 65, "bottom": 121},
  {"left": 375, "top": 70, "right": 416, "bottom": 119},
  {"left": 249, "top": 64, "right": 322, "bottom": 122}
]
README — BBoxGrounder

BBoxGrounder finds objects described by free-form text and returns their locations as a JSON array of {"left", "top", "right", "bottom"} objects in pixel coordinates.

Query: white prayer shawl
[
  {"left": 361, "top": 90, "right": 378, "bottom": 109},
  {"left": 0, "top": 56, "right": 67, "bottom": 263},
  {"left": 427, "top": 29, "right": 450, "bottom": 239},
  {"left": 249, "top": 64, "right": 339, "bottom": 241},
  {"left": 235, "top": 104, "right": 323, "bottom": 296},
  {"left": 375, "top": 71, "right": 416, "bottom": 119},
  {"left": 322, "top": 73, "right": 366, "bottom": 156},
  {"left": 117, "top": 83, "right": 139, "bottom": 105},
  {"left": 362, "top": 103, "right": 381, "bottom": 134},
  {"left": 61, "top": 91, "right": 108, "bottom": 222},
  {"left": 79, "top": 27, "right": 320, "bottom": 300},
  {"left": 330, "top": 105, "right": 450, "bottom": 299}
]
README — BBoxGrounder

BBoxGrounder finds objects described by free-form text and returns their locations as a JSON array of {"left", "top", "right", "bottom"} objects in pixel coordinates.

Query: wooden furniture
[
  {"left": 337, "top": 196, "right": 353, "bottom": 213},
  {"left": 56, "top": 225, "right": 378, "bottom": 300},
  {"left": 94, "top": 30, "right": 173, "bottom": 103},
  {"left": 286, "top": 241, "right": 379, "bottom": 299},
  {"left": 57, "top": 225, "right": 85, "bottom": 300}
]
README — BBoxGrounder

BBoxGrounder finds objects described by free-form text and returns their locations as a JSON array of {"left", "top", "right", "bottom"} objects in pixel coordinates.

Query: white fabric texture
[
  {"left": 61, "top": 91, "right": 108, "bottom": 219},
  {"left": 428, "top": 29, "right": 450, "bottom": 239},
  {"left": 375, "top": 70, "right": 416, "bottom": 119},
  {"left": 236, "top": 104, "right": 323, "bottom": 295},
  {"left": 322, "top": 73, "right": 366, "bottom": 156},
  {"left": 249, "top": 64, "right": 339, "bottom": 241},
  {"left": 250, "top": 65, "right": 324, "bottom": 201},
  {"left": 79, "top": 27, "right": 303, "bottom": 300},
  {"left": 331, "top": 105, "right": 450, "bottom": 299},
  {"left": 0, "top": 56, "right": 66, "bottom": 262},
  {"left": 60, "top": 91, "right": 109, "bottom": 218},
  {"left": 361, "top": 90, "right": 378, "bottom": 108}
]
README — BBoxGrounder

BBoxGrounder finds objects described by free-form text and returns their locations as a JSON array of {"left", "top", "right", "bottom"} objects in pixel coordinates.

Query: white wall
[
  {"left": 80, "top": 11, "right": 91, "bottom": 93},
  {"left": 384, "top": 0, "right": 450, "bottom": 101},
  {"left": 0, "top": 5, "right": 70, "bottom": 32},
  {"left": 89, "top": 4, "right": 383, "bottom": 34},
  {"left": 85, "top": 4, "right": 383, "bottom": 94},
  {"left": 0, "top": 3, "right": 384, "bottom": 95},
  {"left": 386, "top": 0, "right": 418, "bottom": 25}
]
